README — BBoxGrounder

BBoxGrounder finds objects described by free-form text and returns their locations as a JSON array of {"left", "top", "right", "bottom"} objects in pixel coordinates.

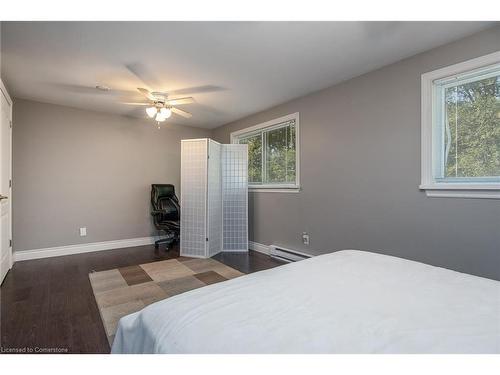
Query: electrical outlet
[
  {"left": 80, "top": 227, "right": 87, "bottom": 237},
  {"left": 302, "top": 232, "right": 310, "bottom": 245}
]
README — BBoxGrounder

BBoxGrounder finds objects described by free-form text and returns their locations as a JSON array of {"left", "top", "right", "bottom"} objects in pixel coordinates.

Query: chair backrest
[{"left": 151, "top": 184, "right": 180, "bottom": 222}]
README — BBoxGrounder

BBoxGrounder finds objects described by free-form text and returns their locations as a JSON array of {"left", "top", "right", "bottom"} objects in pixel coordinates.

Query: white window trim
[
  {"left": 231, "top": 112, "right": 300, "bottom": 193},
  {"left": 420, "top": 51, "right": 500, "bottom": 199}
]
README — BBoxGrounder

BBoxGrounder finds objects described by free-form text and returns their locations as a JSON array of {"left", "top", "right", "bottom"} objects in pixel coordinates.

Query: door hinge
[
  {"left": 9, "top": 120, "right": 12, "bottom": 128},
  {"left": 206, "top": 237, "right": 209, "bottom": 241},
  {"left": 9, "top": 239, "right": 12, "bottom": 247},
  {"left": 9, "top": 179, "right": 12, "bottom": 188}
]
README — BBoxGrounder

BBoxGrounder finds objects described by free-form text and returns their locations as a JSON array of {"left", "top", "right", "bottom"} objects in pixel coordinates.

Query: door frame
[{"left": 0, "top": 78, "right": 13, "bottom": 281}]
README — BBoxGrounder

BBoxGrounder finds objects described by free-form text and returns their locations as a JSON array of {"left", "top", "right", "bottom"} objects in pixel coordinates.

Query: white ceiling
[{"left": 1, "top": 21, "right": 494, "bottom": 129}]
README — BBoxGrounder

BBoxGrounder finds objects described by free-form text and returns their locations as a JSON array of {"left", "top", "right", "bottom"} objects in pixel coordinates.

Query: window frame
[
  {"left": 420, "top": 51, "right": 500, "bottom": 199},
  {"left": 231, "top": 112, "right": 300, "bottom": 193}
]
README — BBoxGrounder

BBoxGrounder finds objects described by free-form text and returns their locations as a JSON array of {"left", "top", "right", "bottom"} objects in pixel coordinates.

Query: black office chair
[{"left": 151, "top": 184, "right": 180, "bottom": 250}]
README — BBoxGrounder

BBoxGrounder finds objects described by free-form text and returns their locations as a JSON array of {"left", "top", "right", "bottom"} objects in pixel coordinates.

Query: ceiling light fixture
[
  {"left": 160, "top": 107, "right": 172, "bottom": 119},
  {"left": 125, "top": 88, "right": 194, "bottom": 124},
  {"left": 146, "top": 106, "right": 157, "bottom": 118},
  {"left": 155, "top": 112, "right": 166, "bottom": 122}
]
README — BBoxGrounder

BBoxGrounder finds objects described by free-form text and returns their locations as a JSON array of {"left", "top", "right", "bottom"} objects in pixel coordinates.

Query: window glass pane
[
  {"left": 239, "top": 134, "right": 262, "bottom": 183},
  {"left": 444, "top": 74, "right": 500, "bottom": 178},
  {"left": 264, "top": 123, "right": 296, "bottom": 184},
  {"left": 235, "top": 116, "right": 298, "bottom": 188},
  {"left": 265, "top": 126, "right": 287, "bottom": 183}
]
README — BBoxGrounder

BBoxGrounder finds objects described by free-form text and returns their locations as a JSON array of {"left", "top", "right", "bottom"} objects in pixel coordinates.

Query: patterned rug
[{"left": 89, "top": 257, "right": 244, "bottom": 345}]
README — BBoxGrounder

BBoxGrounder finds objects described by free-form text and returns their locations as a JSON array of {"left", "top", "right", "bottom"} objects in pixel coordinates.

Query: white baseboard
[
  {"left": 14, "top": 236, "right": 158, "bottom": 262},
  {"left": 15, "top": 238, "right": 270, "bottom": 262},
  {"left": 249, "top": 241, "right": 270, "bottom": 255}
]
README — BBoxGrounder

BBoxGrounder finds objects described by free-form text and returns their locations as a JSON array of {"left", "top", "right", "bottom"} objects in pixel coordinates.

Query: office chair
[{"left": 151, "top": 184, "right": 180, "bottom": 250}]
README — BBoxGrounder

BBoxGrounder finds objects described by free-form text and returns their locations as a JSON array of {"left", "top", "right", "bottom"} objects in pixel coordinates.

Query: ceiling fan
[{"left": 123, "top": 88, "right": 194, "bottom": 122}]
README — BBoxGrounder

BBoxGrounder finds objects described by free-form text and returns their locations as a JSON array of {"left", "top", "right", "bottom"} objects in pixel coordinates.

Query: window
[
  {"left": 231, "top": 113, "right": 299, "bottom": 192},
  {"left": 421, "top": 51, "right": 500, "bottom": 199}
]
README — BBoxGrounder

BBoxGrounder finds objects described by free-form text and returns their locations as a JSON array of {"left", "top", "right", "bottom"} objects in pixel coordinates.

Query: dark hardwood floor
[{"left": 0, "top": 245, "right": 283, "bottom": 354}]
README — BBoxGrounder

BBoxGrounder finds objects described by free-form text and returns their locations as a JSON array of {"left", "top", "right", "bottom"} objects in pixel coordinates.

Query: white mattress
[{"left": 111, "top": 250, "right": 500, "bottom": 353}]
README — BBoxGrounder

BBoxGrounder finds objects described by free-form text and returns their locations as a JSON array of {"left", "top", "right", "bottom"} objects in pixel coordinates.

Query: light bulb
[
  {"left": 155, "top": 113, "right": 166, "bottom": 122},
  {"left": 146, "top": 107, "right": 157, "bottom": 118},
  {"left": 160, "top": 107, "right": 172, "bottom": 119}
]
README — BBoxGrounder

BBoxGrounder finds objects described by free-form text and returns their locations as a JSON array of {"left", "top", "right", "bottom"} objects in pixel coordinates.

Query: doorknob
[{"left": 0, "top": 195, "right": 8, "bottom": 201}]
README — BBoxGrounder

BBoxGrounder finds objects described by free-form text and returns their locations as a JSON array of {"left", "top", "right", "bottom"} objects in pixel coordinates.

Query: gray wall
[
  {"left": 212, "top": 26, "right": 500, "bottom": 280},
  {"left": 13, "top": 99, "right": 210, "bottom": 252}
]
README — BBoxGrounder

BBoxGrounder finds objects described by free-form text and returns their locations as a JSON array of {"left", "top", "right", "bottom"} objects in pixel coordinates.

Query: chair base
[{"left": 154, "top": 236, "right": 178, "bottom": 251}]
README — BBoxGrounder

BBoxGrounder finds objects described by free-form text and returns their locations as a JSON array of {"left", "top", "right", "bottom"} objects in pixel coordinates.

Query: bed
[{"left": 111, "top": 250, "right": 500, "bottom": 353}]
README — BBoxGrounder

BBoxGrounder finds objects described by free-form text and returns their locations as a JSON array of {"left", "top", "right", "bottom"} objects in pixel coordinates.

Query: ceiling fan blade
[
  {"left": 151, "top": 91, "right": 169, "bottom": 97},
  {"left": 165, "top": 97, "right": 195, "bottom": 106},
  {"left": 122, "top": 102, "right": 150, "bottom": 106},
  {"left": 125, "top": 63, "right": 162, "bottom": 90},
  {"left": 137, "top": 88, "right": 155, "bottom": 100},
  {"left": 169, "top": 85, "right": 226, "bottom": 96},
  {"left": 171, "top": 107, "right": 192, "bottom": 118}
]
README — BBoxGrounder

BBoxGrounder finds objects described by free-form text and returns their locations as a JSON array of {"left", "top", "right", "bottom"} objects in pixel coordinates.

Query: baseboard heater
[{"left": 269, "top": 245, "right": 312, "bottom": 263}]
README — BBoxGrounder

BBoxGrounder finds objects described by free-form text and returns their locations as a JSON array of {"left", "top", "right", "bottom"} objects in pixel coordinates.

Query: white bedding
[{"left": 111, "top": 250, "right": 500, "bottom": 353}]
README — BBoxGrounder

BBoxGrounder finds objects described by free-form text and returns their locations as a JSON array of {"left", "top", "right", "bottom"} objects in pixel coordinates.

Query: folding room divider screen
[{"left": 180, "top": 138, "right": 248, "bottom": 258}]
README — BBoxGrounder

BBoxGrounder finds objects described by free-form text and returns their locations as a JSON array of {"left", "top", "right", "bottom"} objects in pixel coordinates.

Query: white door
[{"left": 0, "top": 82, "right": 12, "bottom": 284}]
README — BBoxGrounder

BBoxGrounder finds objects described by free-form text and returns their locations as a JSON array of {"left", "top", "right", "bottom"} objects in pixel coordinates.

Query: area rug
[{"left": 89, "top": 257, "right": 244, "bottom": 345}]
